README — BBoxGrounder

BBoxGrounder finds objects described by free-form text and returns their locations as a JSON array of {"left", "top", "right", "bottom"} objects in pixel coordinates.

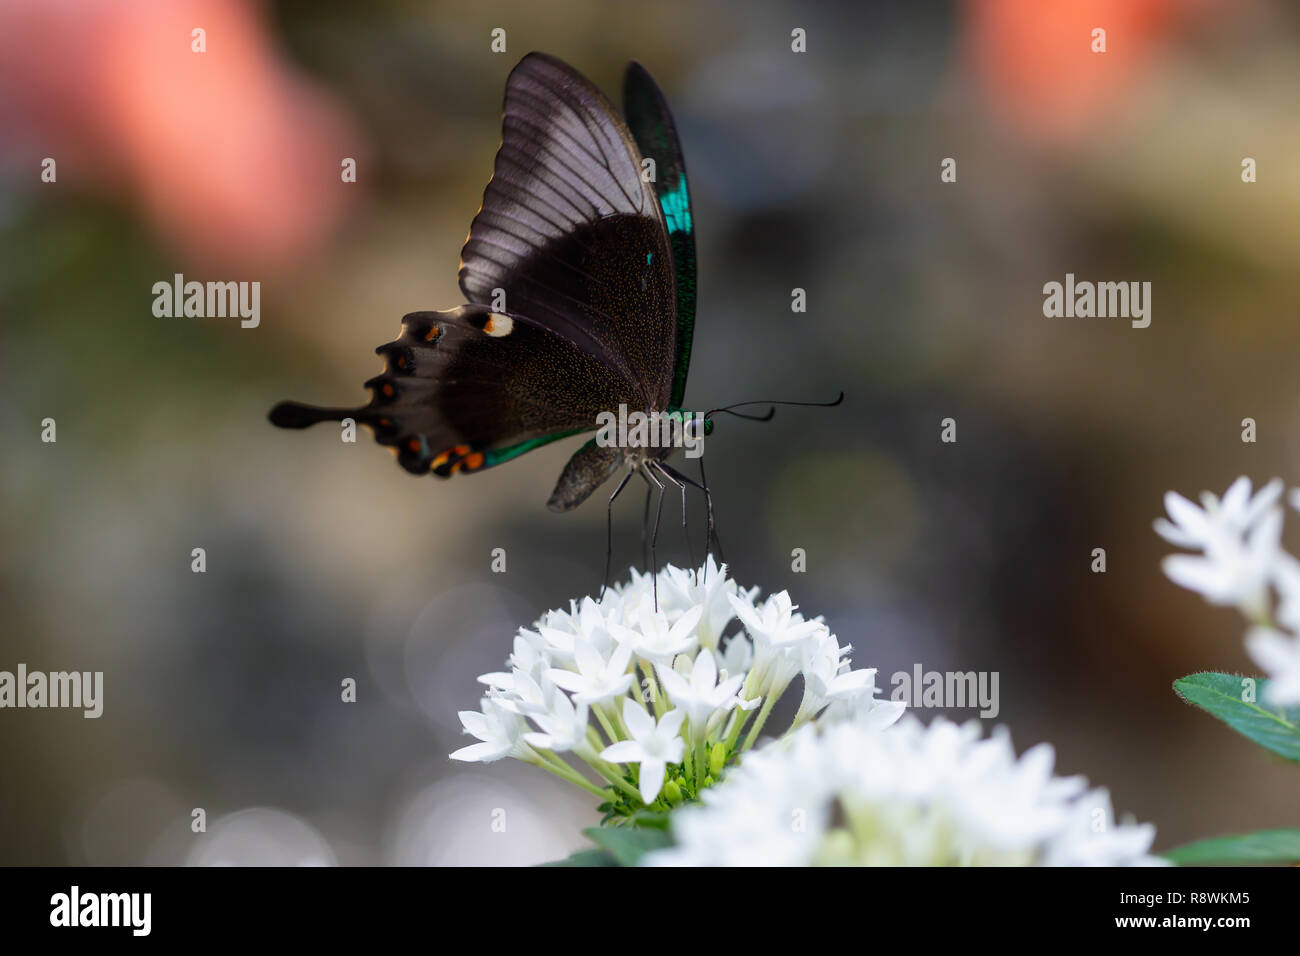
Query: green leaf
[
  {"left": 624, "top": 809, "right": 672, "bottom": 830},
  {"left": 582, "top": 826, "right": 674, "bottom": 866},
  {"left": 1165, "top": 829, "right": 1300, "bottom": 865},
  {"left": 1173, "top": 672, "right": 1300, "bottom": 762},
  {"left": 539, "top": 848, "right": 619, "bottom": 867}
]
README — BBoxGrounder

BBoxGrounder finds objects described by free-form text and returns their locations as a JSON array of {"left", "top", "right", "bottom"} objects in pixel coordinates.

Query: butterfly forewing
[
  {"left": 458, "top": 52, "right": 678, "bottom": 412},
  {"left": 623, "top": 61, "right": 697, "bottom": 410}
]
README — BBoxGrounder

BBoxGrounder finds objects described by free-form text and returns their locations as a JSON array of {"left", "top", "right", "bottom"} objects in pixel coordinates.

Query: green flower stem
[
  {"left": 719, "top": 708, "right": 740, "bottom": 743},
  {"left": 593, "top": 703, "right": 621, "bottom": 745},
  {"left": 742, "top": 659, "right": 768, "bottom": 700},
  {"left": 531, "top": 751, "right": 608, "bottom": 798},
  {"left": 587, "top": 725, "right": 611, "bottom": 753},
  {"left": 741, "top": 692, "right": 780, "bottom": 752},
  {"left": 693, "top": 734, "right": 707, "bottom": 791},
  {"left": 540, "top": 748, "right": 640, "bottom": 802},
  {"left": 608, "top": 701, "right": 633, "bottom": 741},
  {"left": 724, "top": 702, "right": 755, "bottom": 752},
  {"left": 587, "top": 759, "right": 643, "bottom": 801},
  {"left": 639, "top": 657, "right": 667, "bottom": 717}
]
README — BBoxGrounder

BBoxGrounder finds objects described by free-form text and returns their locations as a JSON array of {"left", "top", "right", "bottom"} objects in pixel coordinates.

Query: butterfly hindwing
[
  {"left": 269, "top": 304, "right": 636, "bottom": 477},
  {"left": 623, "top": 61, "right": 697, "bottom": 409},
  {"left": 458, "top": 52, "right": 678, "bottom": 411}
]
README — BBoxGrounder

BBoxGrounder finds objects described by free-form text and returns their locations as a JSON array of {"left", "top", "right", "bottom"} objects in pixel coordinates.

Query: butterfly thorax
[{"left": 593, "top": 405, "right": 710, "bottom": 461}]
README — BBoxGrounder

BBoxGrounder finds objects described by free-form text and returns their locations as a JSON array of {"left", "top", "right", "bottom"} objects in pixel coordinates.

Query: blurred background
[{"left": 2, "top": 0, "right": 1298, "bottom": 864}]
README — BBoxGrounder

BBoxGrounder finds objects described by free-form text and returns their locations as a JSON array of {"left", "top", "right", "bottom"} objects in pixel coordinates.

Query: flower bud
[{"left": 709, "top": 742, "right": 728, "bottom": 777}]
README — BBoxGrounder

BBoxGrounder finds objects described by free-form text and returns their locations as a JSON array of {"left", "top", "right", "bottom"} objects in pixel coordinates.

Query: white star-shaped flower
[
  {"left": 536, "top": 596, "right": 617, "bottom": 665},
  {"left": 657, "top": 648, "right": 744, "bottom": 737},
  {"left": 599, "top": 699, "right": 686, "bottom": 804},
  {"left": 645, "top": 718, "right": 1162, "bottom": 867},
  {"left": 798, "top": 631, "right": 882, "bottom": 719},
  {"left": 728, "top": 591, "right": 824, "bottom": 652},
  {"left": 478, "top": 629, "right": 549, "bottom": 693},
  {"left": 523, "top": 690, "right": 591, "bottom": 754},
  {"left": 1245, "top": 626, "right": 1300, "bottom": 707},
  {"left": 547, "top": 637, "right": 635, "bottom": 705},
  {"left": 612, "top": 603, "right": 702, "bottom": 665},
  {"left": 450, "top": 696, "right": 533, "bottom": 763},
  {"left": 1160, "top": 503, "right": 1281, "bottom": 619},
  {"left": 659, "top": 556, "right": 740, "bottom": 649},
  {"left": 1155, "top": 476, "right": 1282, "bottom": 550}
]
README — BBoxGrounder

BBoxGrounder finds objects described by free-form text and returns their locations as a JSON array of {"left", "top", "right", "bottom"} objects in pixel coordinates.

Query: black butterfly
[{"left": 270, "top": 53, "right": 837, "bottom": 581}]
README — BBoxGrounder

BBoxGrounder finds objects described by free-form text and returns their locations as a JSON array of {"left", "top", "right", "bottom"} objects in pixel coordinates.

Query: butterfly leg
[
  {"left": 640, "top": 483, "right": 652, "bottom": 571},
  {"left": 600, "top": 467, "right": 636, "bottom": 602},
  {"left": 658, "top": 459, "right": 722, "bottom": 582},
  {"left": 641, "top": 462, "right": 667, "bottom": 611},
  {"left": 697, "top": 454, "right": 724, "bottom": 578},
  {"left": 651, "top": 460, "right": 696, "bottom": 580}
]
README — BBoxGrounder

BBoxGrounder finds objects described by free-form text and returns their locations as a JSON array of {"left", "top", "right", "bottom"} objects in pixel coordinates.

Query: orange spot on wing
[{"left": 431, "top": 444, "right": 470, "bottom": 470}]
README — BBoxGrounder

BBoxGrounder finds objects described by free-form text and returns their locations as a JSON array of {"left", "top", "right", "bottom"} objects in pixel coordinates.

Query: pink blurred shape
[
  {"left": 0, "top": 0, "right": 362, "bottom": 270},
  {"left": 960, "top": 0, "right": 1184, "bottom": 145}
]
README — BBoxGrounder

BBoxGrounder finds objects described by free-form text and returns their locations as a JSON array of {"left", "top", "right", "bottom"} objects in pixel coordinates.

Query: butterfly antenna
[
  {"left": 712, "top": 407, "right": 775, "bottom": 422},
  {"left": 704, "top": 391, "right": 844, "bottom": 423}
]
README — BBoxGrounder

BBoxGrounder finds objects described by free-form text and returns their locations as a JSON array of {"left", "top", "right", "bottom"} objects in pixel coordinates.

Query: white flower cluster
[
  {"left": 1157, "top": 476, "right": 1300, "bottom": 705},
  {"left": 646, "top": 716, "right": 1163, "bottom": 866},
  {"left": 450, "top": 558, "right": 903, "bottom": 815}
]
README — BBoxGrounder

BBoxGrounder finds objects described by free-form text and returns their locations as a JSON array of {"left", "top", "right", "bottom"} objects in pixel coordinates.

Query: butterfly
[{"left": 270, "top": 53, "right": 838, "bottom": 582}]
